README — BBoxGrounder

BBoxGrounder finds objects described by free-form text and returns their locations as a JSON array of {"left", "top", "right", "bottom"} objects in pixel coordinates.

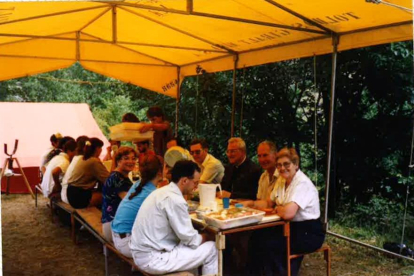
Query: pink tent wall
[{"left": 0, "top": 102, "right": 109, "bottom": 193}]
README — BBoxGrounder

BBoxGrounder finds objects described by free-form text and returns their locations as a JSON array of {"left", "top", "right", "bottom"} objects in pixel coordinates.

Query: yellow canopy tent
[
  {"left": 0, "top": 0, "right": 411, "bottom": 98},
  {"left": 0, "top": 0, "right": 413, "bottom": 261}
]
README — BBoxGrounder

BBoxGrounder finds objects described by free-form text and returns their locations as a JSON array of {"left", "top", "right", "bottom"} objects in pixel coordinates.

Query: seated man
[
  {"left": 130, "top": 160, "right": 218, "bottom": 275},
  {"left": 41, "top": 139, "right": 77, "bottom": 197},
  {"left": 220, "top": 137, "right": 261, "bottom": 200},
  {"left": 190, "top": 138, "right": 224, "bottom": 184},
  {"left": 242, "top": 140, "right": 279, "bottom": 208},
  {"left": 136, "top": 139, "right": 155, "bottom": 164}
]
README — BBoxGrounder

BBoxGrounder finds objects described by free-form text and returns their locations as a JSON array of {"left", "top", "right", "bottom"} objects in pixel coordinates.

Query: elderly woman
[
  {"left": 111, "top": 154, "right": 163, "bottom": 257},
  {"left": 101, "top": 146, "right": 138, "bottom": 242},
  {"left": 248, "top": 147, "right": 325, "bottom": 276}
]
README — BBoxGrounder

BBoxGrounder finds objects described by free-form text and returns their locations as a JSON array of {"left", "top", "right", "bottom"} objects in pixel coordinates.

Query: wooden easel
[{"left": 0, "top": 140, "right": 35, "bottom": 199}]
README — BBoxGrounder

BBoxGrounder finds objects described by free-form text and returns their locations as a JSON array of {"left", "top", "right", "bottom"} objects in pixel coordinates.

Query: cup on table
[{"left": 222, "top": 197, "right": 230, "bottom": 209}]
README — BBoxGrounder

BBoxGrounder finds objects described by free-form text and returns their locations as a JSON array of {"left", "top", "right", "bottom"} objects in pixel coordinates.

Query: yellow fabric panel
[
  {"left": 123, "top": 0, "right": 187, "bottom": 11},
  {"left": 137, "top": 8, "right": 322, "bottom": 52},
  {"left": 0, "top": 37, "right": 76, "bottom": 60},
  {"left": 115, "top": 8, "right": 217, "bottom": 49},
  {"left": 80, "top": 8, "right": 113, "bottom": 42},
  {"left": 180, "top": 55, "right": 235, "bottom": 78},
  {"left": 274, "top": 0, "right": 411, "bottom": 33},
  {"left": 338, "top": 23, "right": 412, "bottom": 52},
  {"left": 0, "top": 56, "right": 74, "bottom": 81},
  {"left": 0, "top": 5, "right": 108, "bottom": 39},
  {"left": 194, "top": 0, "right": 323, "bottom": 32},
  {"left": 81, "top": 61, "right": 178, "bottom": 98},
  {"left": 119, "top": 44, "right": 228, "bottom": 66},
  {"left": 79, "top": 39, "right": 167, "bottom": 65}
]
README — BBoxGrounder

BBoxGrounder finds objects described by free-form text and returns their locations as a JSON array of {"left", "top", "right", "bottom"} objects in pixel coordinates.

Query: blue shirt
[
  {"left": 111, "top": 180, "right": 157, "bottom": 234},
  {"left": 101, "top": 171, "right": 133, "bottom": 223}
]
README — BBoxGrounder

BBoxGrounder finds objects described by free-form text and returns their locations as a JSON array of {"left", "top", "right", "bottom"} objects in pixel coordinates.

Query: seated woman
[
  {"left": 248, "top": 147, "right": 325, "bottom": 276},
  {"left": 111, "top": 154, "right": 163, "bottom": 257},
  {"left": 101, "top": 146, "right": 138, "bottom": 242},
  {"left": 67, "top": 138, "right": 109, "bottom": 209}
]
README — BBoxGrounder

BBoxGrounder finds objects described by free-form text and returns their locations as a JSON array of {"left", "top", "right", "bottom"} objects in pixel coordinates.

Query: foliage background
[{"left": 1, "top": 42, "right": 414, "bottom": 249}]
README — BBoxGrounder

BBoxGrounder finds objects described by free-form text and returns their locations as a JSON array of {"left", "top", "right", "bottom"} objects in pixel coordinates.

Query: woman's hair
[
  {"left": 83, "top": 138, "right": 104, "bottom": 160},
  {"left": 58, "top": 136, "right": 75, "bottom": 150},
  {"left": 115, "top": 146, "right": 138, "bottom": 167},
  {"left": 122, "top": 113, "right": 140, "bottom": 123},
  {"left": 129, "top": 154, "right": 163, "bottom": 200},
  {"left": 76, "top": 136, "right": 89, "bottom": 155},
  {"left": 276, "top": 147, "right": 300, "bottom": 166},
  {"left": 63, "top": 140, "right": 77, "bottom": 153}
]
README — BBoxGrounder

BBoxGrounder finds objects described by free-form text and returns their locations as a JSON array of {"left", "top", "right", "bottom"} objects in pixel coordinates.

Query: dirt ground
[{"left": 2, "top": 194, "right": 413, "bottom": 276}]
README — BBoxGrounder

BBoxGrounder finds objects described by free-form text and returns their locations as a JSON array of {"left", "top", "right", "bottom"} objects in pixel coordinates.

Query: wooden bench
[{"left": 289, "top": 244, "right": 331, "bottom": 276}]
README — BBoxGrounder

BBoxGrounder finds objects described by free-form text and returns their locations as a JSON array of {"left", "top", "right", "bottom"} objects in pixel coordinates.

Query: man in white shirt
[
  {"left": 190, "top": 138, "right": 224, "bottom": 184},
  {"left": 41, "top": 139, "right": 76, "bottom": 198},
  {"left": 257, "top": 141, "right": 279, "bottom": 200},
  {"left": 130, "top": 160, "right": 218, "bottom": 275}
]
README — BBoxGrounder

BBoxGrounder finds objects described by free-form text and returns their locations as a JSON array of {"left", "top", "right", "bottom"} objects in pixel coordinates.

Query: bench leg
[
  {"left": 103, "top": 245, "right": 109, "bottom": 276},
  {"left": 50, "top": 198, "right": 54, "bottom": 223},
  {"left": 35, "top": 187, "right": 37, "bottom": 207},
  {"left": 71, "top": 214, "right": 76, "bottom": 245},
  {"left": 324, "top": 248, "right": 331, "bottom": 276}
]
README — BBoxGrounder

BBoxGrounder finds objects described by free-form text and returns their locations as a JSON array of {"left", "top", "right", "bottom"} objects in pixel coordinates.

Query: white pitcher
[{"left": 198, "top": 183, "right": 222, "bottom": 209}]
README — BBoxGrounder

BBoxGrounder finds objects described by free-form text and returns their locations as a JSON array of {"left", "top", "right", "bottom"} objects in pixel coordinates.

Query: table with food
[{"left": 188, "top": 197, "right": 292, "bottom": 276}]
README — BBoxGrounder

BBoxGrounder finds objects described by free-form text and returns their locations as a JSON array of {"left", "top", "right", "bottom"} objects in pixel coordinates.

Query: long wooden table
[{"left": 191, "top": 214, "right": 291, "bottom": 276}]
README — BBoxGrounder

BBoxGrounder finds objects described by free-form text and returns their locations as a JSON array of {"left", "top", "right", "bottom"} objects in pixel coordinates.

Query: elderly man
[
  {"left": 221, "top": 137, "right": 261, "bottom": 200},
  {"left": 190, "top": 138, "right": 224, "bottom": 184},
  {"left": 242, "top": 141, "right": 280, "bottom": 208},
  {"left": 130, "top": 160, "right": 218, "bottom": 275}
]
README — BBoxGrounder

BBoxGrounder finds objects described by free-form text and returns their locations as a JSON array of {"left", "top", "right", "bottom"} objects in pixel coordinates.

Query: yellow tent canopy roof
[{"left": 0, "top": 0, "right": 412, "bottom": 97}]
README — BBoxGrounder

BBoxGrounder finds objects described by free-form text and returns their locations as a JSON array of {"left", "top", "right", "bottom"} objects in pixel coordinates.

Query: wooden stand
[{"left": 0, "top": 157, "right": 35, "bottom": 199}]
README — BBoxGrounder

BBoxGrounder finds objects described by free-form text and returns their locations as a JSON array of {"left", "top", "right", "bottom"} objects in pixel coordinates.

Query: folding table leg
[
  {"left": 103, "top": 245, "right": 109, "bottom": 276},
  {"left": 216, "top": 233, "right": 225, "bottom": 276}
]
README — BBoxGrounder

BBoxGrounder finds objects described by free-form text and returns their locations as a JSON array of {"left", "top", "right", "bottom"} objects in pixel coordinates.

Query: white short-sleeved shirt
[
  {"left": 130, "top": 182, "right": 202, "bottom": 253},
  {"left": 41, "top": 152, "right": 70, "bottom": 197},
  {"left": 60, "top": 155, "right": 82, "bottom": 203},
  {"left": 257, "top": 168, "right": 279, "bottom": 200},
  {"left": 40, "top": 146, "right": 54, "bottom": 168},
  {"left": 270, "top": 169, "right": 320, "bottom": 222},
  {"left": 199, "top": 154, "right": 225, "bottom": 184}
]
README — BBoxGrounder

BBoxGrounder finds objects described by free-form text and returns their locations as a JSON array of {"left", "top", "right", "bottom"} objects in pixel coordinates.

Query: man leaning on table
[
  {"left": 129, "top": 160, "right": 218, "bottom": 275},
  {"left": 190, "top": 138, "right": 225, "bottom": 184},
  {"left": 220, "top": 137, "right": 261, "bottom": 200},
  {"left": 242, "top": 140, "right": 280, "bottom": 208}
]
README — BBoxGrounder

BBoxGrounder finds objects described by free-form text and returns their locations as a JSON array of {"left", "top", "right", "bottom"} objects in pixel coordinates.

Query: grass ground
[{"left": 2, "top": 194, "right": 414, "bottom": 276}]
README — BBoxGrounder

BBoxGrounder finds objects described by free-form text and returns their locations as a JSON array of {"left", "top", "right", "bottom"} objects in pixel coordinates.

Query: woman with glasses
[
  {"left": 101, "top": 147, "right": 137, "bottom": 242},
  {"left": 247, "top": 147, "right": 325, "bottom": 276}
]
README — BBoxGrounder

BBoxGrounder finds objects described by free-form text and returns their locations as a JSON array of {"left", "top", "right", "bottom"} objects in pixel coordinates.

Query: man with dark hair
[
  {"left": 190, "top": 138, "right": 224, "bottom": 184},
  {"left": 139, "top": 106, "right": 172, "bottom": 156},
  {"left": 136, "top": 139, "right": 155, "bottom": 164},
  {"left": 41, "top": 139, "right": 77, "bottom": 198},
  {"left": 130, "top": 160, "right": 218, "bottom": 275},
  {"left": 122, "top": 113, "right": 140, "bottom": 123}
]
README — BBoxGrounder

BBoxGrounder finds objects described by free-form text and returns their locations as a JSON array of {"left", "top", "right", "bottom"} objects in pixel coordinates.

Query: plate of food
[{"left": 202, "top": 207, "right": 265, "bottom": 229}]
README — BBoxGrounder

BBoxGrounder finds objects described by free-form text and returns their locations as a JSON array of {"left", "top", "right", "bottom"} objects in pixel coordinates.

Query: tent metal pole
[
  {"left": 175, "top": 67, "right": 181, "bottom": 136},
  {"left": 112, "top": 5, "right": 117, "bottom": 43},
  {"left": 76, "top": 31, "right": 80, "bottom": 61},
  {"left": 231, "top": 55, "right": 239, "bottom": 137},
  {"left": 327, "top": 231, "right": 414, "bottom": 263},
  {"left": 323, "top": 35, "right": 339, "bottom": 232}
]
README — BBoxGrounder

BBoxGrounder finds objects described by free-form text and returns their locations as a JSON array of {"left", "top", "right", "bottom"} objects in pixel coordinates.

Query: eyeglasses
[
  {"left": 226, "top": 149, "right": 240, "bottom": 154},
  {"left": 276, "top": 162, "right": 291, "bottom": 169},
  {"left": 190, "top": 149, "right": 203, "bottom": 155}
]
